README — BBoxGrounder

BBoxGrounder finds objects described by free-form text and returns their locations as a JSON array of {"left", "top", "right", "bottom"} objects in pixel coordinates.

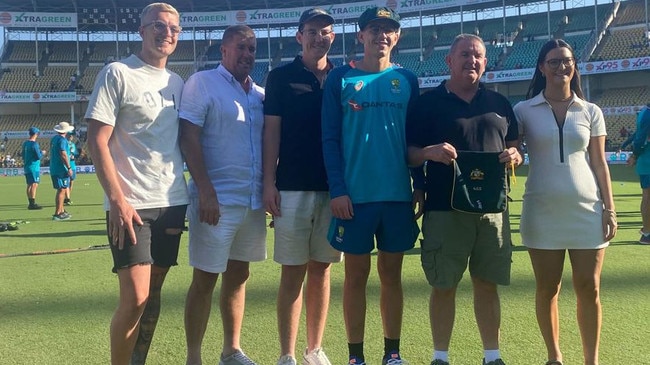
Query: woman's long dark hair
[{"left": 525, "top": 39, "right": 584, "bottom": 100}]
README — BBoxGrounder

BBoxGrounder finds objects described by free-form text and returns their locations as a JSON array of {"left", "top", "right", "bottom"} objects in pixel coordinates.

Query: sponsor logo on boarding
[
  {"left": 235, "top": 11, "right": 247, "bottom": 23},
  {"left": 390, "top": 79, "right": 401, "bottom": 94},
  {"left": 0, "top": 12, "right": 11, "bottom": 24}
]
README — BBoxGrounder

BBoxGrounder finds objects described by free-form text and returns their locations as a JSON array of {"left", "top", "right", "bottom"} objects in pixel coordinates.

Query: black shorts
[{"left": 107, "top": 205, "right": 187, "bottom": 273}]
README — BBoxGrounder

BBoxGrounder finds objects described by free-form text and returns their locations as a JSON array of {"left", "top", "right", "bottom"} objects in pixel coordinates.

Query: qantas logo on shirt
[
  {"left": 347, "top": 100, "right": 404, "bottom": 112},
  {"left": 348, "top": 100, "right": 363, "bottom": 111}
]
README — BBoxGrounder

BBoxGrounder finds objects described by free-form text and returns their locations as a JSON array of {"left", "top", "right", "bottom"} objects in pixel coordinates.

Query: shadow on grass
[
  {"left": 0, "top": 229, "right": 106, "bottom": 238},
  {"left": 4, "top": 258, "right": 648, "bottom": 324},
  {"left": 1, "top": 203, "right": 103, "bottom": 211}
]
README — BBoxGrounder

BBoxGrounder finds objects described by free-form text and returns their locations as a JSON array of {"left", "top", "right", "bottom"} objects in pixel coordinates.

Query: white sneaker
[
  {"left": 278, "top": 355, "right": 297, "bottom": 365},
  {"left": 219, "top": 350, "right": 257, "bottom": 365},
  {"left": 303, "top": 348, "right": 332, "bottom": 365}
]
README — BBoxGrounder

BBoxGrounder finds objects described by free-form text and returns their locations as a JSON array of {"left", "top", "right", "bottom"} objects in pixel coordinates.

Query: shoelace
[{"left": 233, "top": 352, "right": 258, "bottom": 365}]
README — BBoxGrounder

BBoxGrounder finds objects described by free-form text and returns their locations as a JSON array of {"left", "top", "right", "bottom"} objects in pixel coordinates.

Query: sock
[
  {"left": 642, "top": 230, "right": 650, "bottom": 236},
  {"left": 384, "top": 337, "right": 400, "bottom": 357},
  {"left": 28, "top": 198, "right": 35, "bottom": 205},
  {"left": 433, "top": 350, "right": 449, "bottom": 362},
  {"left": 484, "top": 349, "right": 501, "bottom": 363},
  {"left": 348, "top": 342, "right": 364, "bottom": 362}
]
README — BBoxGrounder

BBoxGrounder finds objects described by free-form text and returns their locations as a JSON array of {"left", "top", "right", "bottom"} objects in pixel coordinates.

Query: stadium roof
[
  {"left": 0, "top": 0, "right": 588, "bottom": 32},
  {"left": 0, "top": 0, "right": 360, "bottom": 13},
  {"left": 0, "top": 0, "right": 576, "bottom": 15}
]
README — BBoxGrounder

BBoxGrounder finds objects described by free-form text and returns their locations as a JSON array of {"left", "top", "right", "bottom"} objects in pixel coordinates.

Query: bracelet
[{"left": 604, "top": 208, "right": 616, "bottom": 216}]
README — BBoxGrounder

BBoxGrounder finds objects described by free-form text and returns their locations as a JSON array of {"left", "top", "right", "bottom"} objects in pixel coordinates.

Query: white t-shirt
[{"left": 85, "top": 54, "right": 189, "bottom": 210}]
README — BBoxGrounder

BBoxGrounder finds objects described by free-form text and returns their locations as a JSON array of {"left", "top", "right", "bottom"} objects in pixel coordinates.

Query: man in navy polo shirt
[
  {"left": 263, "top": 7, "right": 342, "bottom": 365},
  {"left": 407, "top": 34, "right": 521, "bottom": 365}
]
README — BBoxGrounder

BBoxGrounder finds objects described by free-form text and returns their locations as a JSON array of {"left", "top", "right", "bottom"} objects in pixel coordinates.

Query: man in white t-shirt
[
  {"left": 85, "top": 3, "right": 188, "bottom": 364},
  {"left": 180, "top": 25, "right": 266, "bottom": 365}
]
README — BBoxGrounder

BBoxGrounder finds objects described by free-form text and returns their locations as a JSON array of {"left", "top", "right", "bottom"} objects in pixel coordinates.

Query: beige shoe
[{"left": 303, "top": 348, "right": 332, "bottom": 365}]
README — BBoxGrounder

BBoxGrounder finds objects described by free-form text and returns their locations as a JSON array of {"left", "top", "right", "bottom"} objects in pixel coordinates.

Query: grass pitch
[{"left": 1, "top": 165, "right": 649, "bottom": 364}]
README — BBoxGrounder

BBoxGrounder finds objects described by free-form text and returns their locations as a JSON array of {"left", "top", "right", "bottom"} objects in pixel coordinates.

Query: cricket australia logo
[
  {"left": 390, "top": 79, "right": 401, "bottom": 94},
  {"left": 469, "top": 168, "right": 485, "bottom": 181},
  {"left": 377, "top": 9, "right": 392, "bottom": 18},
  {"left": 335, "top": 226, "right": 345, "bottom": 243}
]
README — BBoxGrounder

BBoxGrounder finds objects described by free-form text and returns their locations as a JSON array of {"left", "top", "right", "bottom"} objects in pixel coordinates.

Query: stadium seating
[
  {"left": 1, "top": 115, "right": 75, "bottom": 132},
  {"left": 166, "top": 64, "right": 197, "bottom": 80},
  {"left": 606, "top": 114, "right": 637, "bottom": 148},
  {"left": 47, "top": 42, "right": 80, "bottom": 63},
  {"left": 1, "top": 1, "right": 649, "bottom": 155},
  {"left": 34, "top": 66, "right": 79, "bottom": 92},
  {"left": 0, "top": 67, "right": 38, "bottom": 92},
  {"left": 2, "top": 41, "right": 39, "bottom": 63},
  {"left": 612, "top": 1, "right": 648, "bottom": 26},
  {"left": 167, "top": 41, "right": 198, "bottom": 61},
  {"left": 398, "top": 28, "right": 426, "bottom": 51},
  {"left": 591, "top": 27, "right": 649, "bottom": 60},
  {"left": 435, "top": 24, "right": 463, "bottom": 46},
  {"left": 594, "top": 86, "right": 650, "bottom": 107}
]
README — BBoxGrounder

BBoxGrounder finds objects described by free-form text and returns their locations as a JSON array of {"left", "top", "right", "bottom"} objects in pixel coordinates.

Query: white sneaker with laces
[
  {"left": 219, "top": 350, "right": 258, "bottom": 365},
  {"left": 303, "top": 348, "right": 332, "bottom": 365}
]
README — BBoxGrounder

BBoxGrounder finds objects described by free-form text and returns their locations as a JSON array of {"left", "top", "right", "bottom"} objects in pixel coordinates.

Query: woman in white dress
[{"left": 513, "top": 39, "right": 617, "bottom": 365}]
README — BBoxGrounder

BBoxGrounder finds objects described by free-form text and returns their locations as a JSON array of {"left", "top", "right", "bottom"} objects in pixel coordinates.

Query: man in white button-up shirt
[{"left": 179, "top": 24, "right": 266, "bottom": 365}]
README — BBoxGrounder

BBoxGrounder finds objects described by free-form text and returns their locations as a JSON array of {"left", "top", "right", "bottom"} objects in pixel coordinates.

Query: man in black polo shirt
[
  {"left": 406, "top": 34, "right": 522, "bottom": 365},
  {"left": 262, "top": 7, "right": 342, "bottom": 365}
]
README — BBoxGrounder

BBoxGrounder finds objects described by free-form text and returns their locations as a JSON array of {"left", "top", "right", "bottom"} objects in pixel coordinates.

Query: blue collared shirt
[{"left": 180, "top": 64, "right": 265, "bottom": 209}]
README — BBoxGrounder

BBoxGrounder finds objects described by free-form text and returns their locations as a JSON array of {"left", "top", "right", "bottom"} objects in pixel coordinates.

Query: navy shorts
[
  {"left": 328, "top": 201, "right": 419, "bottom": 254},
  {"left": 51, "top": 174, "right": 70, "bottom": 190},
  {"left": 25, "top": 170, "right": 40, "bottom": 185},
  {"left": 107, "top": 205, "right": 188, "bottom": 273},
  {"left": 640, "top": 174, "right": 650, "bottom": 189}
]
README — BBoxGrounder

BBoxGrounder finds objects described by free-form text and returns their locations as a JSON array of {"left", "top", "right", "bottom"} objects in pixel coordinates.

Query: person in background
[
  {"left": 64, "top": 131, "right": 79, "bottom": 206},
  {"left": 180, "top": 25, "right": 266, "bottom": 365},
  {"left": 50, "top": 121, "right": 74, "bottom": 221},
  {"left": 85, "top": 3, "right": 188, "bottom": 364},
  {"left": 263, "top": 7, "right": 341, "bottom": 365},
  {"left": 321, "top": 7, "right": 421, "bottom": 365},
  {"left": 23, "top": 126, "right": 43, "bottom": 210},
  {"left": 407, "top": 34, "right": 520, "bottom": 365},
  {"left": 627, "top": 104, "right": 650, "bottom": 244},
  {"left": 514, "top": 39, "right": 616, "bottom": 365}
]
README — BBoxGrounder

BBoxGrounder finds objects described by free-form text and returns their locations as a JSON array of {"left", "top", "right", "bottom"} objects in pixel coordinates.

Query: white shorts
[
  {"left": 273, "top": 191, "right": 342, "bottom": 265},
  {"left": 188, "top": 200, "right": 267, "bottom": 274}
]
